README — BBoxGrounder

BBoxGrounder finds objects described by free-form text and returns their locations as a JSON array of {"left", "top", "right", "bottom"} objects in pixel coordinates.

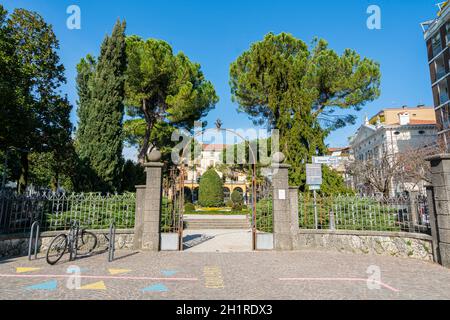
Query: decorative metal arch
[{"left": 178, "top": 127, "right": 259, "bottom": 251}]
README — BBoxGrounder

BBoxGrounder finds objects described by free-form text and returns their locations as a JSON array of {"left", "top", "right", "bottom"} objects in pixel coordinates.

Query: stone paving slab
[
  {"left": 183, "top": 229, "right": 253, "bottom": 252},
  {"left": 0, "top": 249, "right": 449, "bottom": 300}
]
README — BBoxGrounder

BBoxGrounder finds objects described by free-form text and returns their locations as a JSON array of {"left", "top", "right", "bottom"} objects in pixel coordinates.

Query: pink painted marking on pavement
[
  {"left": 0, "top": 274, "right": 197, "bottom": 282},
  {"left": 279, "top": 277, "right": 400, "bottom": 292}
]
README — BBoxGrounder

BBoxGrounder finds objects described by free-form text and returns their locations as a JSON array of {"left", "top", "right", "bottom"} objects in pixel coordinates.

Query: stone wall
[
  {"left": 296, "top": 230, "right": 434, "bottom": 262},
  {"left": 0, "top": 229, "right": 134, "bottom": 259}
]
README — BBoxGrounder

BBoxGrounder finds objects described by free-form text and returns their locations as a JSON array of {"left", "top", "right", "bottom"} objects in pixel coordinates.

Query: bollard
[
  {"left": 28, "top": 221, "right": 40, "bottom": 261},
  {"left": 108, "top": 222, "right": 116, "bottom": 262}
]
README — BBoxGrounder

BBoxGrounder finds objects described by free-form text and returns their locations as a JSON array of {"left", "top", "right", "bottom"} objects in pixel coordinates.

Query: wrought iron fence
[
  {"left": 0, "top": 192, "right": 136, "bottom": 234},
  {"left": 256, "top": 196, "right": 273, "bottom": 233},
  {"left": 160, "top": 167, "right": 183, "bottom": 233},
  {"left": 298, "top": 193, "right": 431, "bottom": 234}
]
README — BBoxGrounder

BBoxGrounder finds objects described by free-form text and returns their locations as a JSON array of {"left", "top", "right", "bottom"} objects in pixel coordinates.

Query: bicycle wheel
[
  {"left": 46, "top": 234, "right": 68, "bottom": 265},
  {"left": 77, "top": 230, "right": 97, "bottom": 256}
]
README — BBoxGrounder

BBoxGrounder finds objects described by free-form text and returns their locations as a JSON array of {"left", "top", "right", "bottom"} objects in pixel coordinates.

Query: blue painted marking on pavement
[
  {"left": 67, "top": 267, "right": 88, "bottom": 273},
  {"left": 25, "top": 280, "right": 58, "bottom": 291},
  {"left": 142, "top": 283, "right": 168, "bottom": 292},
  {"left": 162, "top": 270, "right": 177, "bottom": 277}
]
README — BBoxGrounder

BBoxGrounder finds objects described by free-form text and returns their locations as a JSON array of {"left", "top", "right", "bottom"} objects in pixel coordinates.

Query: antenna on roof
[{"left": 437, "top": 1, "right": 448, "bottom": 11}]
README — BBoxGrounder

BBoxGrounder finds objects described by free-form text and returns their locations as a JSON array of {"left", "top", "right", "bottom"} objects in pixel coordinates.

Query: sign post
[{"left": 306, "top": 164, "right": 323, "bottom": 229}]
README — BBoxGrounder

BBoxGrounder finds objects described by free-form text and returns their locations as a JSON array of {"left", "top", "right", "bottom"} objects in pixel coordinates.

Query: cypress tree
[
  {"left": 77, "top": 20, "right": 127, "bottom": 192},
  {"left": 75, "top": 54, "right": 96, "bottom": 151}
]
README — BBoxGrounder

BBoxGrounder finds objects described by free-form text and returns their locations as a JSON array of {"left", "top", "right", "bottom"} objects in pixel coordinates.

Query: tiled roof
[
  {"left": 202, "top": 144, "right": 228, "bottom": 151},
  {"left": 328, "top": 147, "right": 350, "bottom": 152}
]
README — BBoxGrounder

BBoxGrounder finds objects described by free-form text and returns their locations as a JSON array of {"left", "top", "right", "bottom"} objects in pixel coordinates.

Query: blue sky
[{"left": 2, "top": 0, "right": 439, "bottom": 156}]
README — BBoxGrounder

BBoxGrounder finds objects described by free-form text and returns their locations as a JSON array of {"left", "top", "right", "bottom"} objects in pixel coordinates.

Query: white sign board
[
  {"left": 306, "top": 163, "right": 322, "bottom": 186},
  {"left": 312, "top": 156, "right": 340, "bottom": 165},
  {"left": 278, "top": 190, "right": 286, "bottom": 200}
]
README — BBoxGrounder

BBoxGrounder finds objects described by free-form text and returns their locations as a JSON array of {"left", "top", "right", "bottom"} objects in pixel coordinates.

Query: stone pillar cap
[
  {"left": 143, "top": 162, "right": 164, "bottom": 168},
  {"left": 426, "top": 153, "right": 450, "bottom": 161}
]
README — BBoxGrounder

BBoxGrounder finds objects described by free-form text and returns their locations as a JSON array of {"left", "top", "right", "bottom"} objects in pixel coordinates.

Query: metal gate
[
  {"left": 161, "top": 166, "right": 184, "bottom": 250},
  {"left": 161, "top": 164, "right": 263, "bottom": 251},
  {"left": 170, "top": 128, "right": 274, "bottom": 251}
]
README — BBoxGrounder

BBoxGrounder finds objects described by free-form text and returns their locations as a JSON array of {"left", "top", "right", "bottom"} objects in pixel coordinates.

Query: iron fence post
[{"left": 313, "top": 190, "right": 318, "bottom": 230}]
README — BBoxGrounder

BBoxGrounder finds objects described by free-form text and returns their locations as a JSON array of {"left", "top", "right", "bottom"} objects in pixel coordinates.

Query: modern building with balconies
[{"left": 422, "top": 1, "right": 450, "bottom": 148}]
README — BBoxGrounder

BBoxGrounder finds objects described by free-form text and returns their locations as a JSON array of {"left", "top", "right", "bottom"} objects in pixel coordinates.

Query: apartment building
[{"left": 422, "top": 2, "right": 450, "bottom": 149}]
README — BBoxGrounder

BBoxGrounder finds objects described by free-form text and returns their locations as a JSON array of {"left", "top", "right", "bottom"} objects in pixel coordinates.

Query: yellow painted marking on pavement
[
  {"left": 16, "top": 267, "right": 40, "bottom": 274},
  {"left": 79, "top": 281, "right": 106, "bottom": 290},
  {"left": 204, "top": 266, "right": 224, "bottom": 289},
  {"left": 108, "top": 269, "right": 131, "bottom": 275}
]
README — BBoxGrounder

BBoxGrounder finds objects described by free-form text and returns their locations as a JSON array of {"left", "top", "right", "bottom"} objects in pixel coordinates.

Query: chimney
[{"left": 399, "top": 112, "right": 410, "bottom": 125}]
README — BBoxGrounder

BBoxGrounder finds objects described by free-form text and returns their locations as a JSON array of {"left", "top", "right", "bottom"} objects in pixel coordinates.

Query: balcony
[
  {"left": 437, "top": 68, "right": 447, "bottom": 80},
  {"left": 433, "top": 42, "right": 443, "bottom": 58},
  {"left": 439, "top": 80, "right": 450, "bottom": 105}
]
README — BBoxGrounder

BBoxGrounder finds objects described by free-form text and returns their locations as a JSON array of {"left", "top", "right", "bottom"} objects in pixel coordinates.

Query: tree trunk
[
  {"left": 18, "top": 152, "right": 28, "bottom": 194},
  {"left": 51, "top": 170, "right": 59, "bottom": 192},
  {"left": 138, "top": 99, "right": 154, "bottom": 164},
  {"left": 383, "top": 179, "right": 391, "bottom": 198}
]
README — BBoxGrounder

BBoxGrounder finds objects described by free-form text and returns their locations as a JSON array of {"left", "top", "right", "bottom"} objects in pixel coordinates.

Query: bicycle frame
[{"left": 68, "top": 221, "right": 80, "bottom": 261}]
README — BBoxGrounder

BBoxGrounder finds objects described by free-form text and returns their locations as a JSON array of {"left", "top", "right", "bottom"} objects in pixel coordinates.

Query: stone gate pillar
[
  {"left": 272, "top": 153, "right": 293, "bottom": 250},
  {"left": 133, "top": 185, "right": 146, "bottom": 250},
  {"left": 289, "top": 186, "right": 300, "bottom": 250},
  {"left": 426, "top": 154, "right": 450, "bottom": 267},
  {"left": 141, "top": 161, "right": 164, "bottom": 251},
  {"left": 426, "top": 185, "right": 440, "bottom": 263}
]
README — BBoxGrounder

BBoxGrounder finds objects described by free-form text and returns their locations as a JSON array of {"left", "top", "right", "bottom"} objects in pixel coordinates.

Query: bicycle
[{"left": 46, "top": 221, "right": 98, "bottom": 265}]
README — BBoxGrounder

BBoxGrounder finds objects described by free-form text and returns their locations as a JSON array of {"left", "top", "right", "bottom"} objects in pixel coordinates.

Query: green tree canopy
[
  {"left": 230, "top": 33, "right": 381, "bottom": 190},
  {"left": 1, "top": 6, "right": 73, "bottom": 193},
  {"left": 124, "top": 36, "right": 219, "bottom": 163},
  {"left": 0, "top": 6, "right": 27, "bottom": 151},
  {"left": 198, "top": 168, "right": 224, "bottom": 207}
]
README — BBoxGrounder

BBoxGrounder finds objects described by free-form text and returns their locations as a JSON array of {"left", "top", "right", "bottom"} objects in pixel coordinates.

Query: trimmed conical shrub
[{"left": 198, "top": 169, "right": 224, "bottom": 207}]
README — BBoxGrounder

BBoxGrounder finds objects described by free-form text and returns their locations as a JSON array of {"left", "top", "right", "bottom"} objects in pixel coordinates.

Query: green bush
[
  {"left": 256, "top": 198, "right": 273, "bottom": 233},
  {"left": 232, "top": 203, "right": 242, "bottom": 211},
  {"left": 184, "top": 202, "right": 196, "bottom": 213},
  {"left": 42, "top": 193, "right": 136, "bottom": 231},
  {"left": 298, "top": 193, "right": 401, "bottom": 231},
  {"left": 198, "top": 169, "right": 224, "bottom": 207},
  {"left": 225, "top": 199, "right": 234, "bottom": 207},
  {"left": 231, "top": 189, "right": 244, "bottom": 205}
]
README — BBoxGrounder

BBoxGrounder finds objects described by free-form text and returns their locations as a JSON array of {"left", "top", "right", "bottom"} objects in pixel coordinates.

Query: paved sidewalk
[
  {"left": 0, "top": 250, "right": 449, "bottom": 300},
  {"left": 183, "top": 229, "right": 253, "bottom": 252}
]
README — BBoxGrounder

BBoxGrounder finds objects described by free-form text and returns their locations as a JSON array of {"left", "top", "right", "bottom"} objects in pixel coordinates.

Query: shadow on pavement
[{"left": 183, "top": 233, "right": 215, "bottom": 250}]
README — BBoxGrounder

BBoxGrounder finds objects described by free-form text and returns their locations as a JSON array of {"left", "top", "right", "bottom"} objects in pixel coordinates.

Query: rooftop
[
  {"left": 422, "top": 1, "right": 450, "bottom": 40},
  {"left": 201, "top": 144, "right": 228, "bottom": 152},
  {"left": 368, "top": 106, "right": 436, "bottom": 126}
]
